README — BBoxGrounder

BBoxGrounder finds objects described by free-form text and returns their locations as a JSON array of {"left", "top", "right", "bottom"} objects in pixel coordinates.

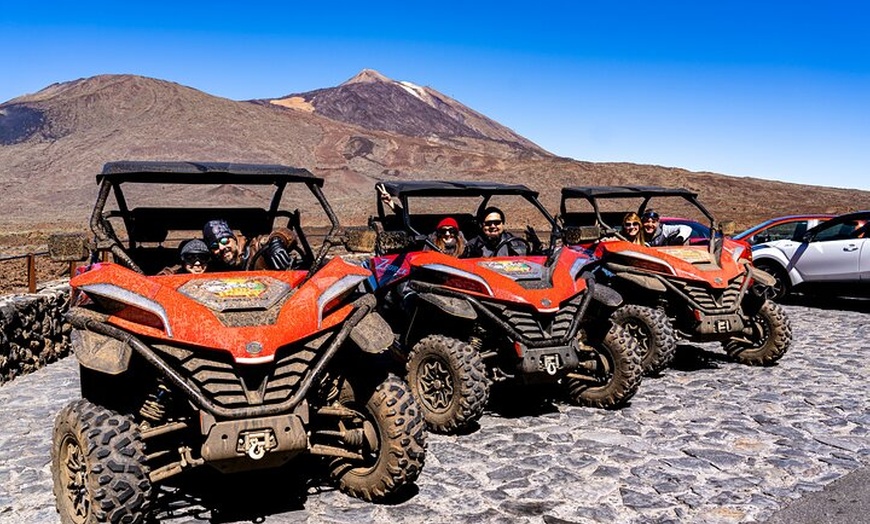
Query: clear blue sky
[{"left": 2, "top": 1, "right": 868, "bottom": 190}]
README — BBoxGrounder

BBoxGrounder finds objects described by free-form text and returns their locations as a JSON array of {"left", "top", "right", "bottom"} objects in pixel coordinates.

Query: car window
[
  {"left": 812, "top": 220, "right": 862, "bottom": 242},
  {"left": 753, "top": 222, "right": 802, "bottom": 244}
]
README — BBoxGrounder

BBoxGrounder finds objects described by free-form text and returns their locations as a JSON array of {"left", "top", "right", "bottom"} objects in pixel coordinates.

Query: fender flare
[
  {"left": 751, "top": 248, "right": 804, "bottom": 286},
  {"left": 417, "top": 292, "right": 478, "bottom": 320}
]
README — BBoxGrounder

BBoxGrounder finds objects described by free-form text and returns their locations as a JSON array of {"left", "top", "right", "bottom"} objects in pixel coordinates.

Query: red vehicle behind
[
  {"left": 559, "top": 186, "right": 791, "bottom": 375},
  {"left": 362, "top": 181, "right": 643, "bottom": 434}
]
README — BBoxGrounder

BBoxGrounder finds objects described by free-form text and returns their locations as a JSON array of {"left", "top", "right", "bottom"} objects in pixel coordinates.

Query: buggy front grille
[
  {"left": 482, "top": 294, "right": 584, "bottom": 343},
  {"left": 669, "top": 275, "right": 746, "bottom": 314},
  {"left": 153, "top": 332, "right": 331, "bottom": 409}
]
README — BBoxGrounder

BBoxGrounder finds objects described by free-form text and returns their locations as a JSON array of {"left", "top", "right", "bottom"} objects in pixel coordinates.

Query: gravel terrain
[{"left": 1, "top": 301, "right": 868, "bottom": 524}]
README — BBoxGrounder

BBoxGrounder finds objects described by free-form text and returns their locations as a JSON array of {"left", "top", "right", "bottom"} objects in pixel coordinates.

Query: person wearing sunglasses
[
  {"left": 641, "top": 210, "right": 691, "bottom": 247},
  {"left": 619, "top": 212, "right": 646, "bottom": 245},
  {"left": 464, "top": 206, "right": 528, "bottom": 258},
  {"left": 203, "top": 219, "right": 300, "bottom": 271},
  {"left": 158, "top": 238, "right": 213, "bottom": 275},
  {"left": 427, "top": 217, "right": 466, "bottom": 257}
]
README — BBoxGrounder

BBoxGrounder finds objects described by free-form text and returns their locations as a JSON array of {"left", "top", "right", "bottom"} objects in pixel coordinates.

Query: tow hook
[
  {"left": 237, "top": 429, "right": 277, "bottom": 460},
  {"left": 542, "top": 354, "right": 560, "bottom": 375}
]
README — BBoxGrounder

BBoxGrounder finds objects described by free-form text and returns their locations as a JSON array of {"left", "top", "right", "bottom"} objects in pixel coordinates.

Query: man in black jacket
[{"left": 464, "top": 207, "right": 528, "bottom": 257}]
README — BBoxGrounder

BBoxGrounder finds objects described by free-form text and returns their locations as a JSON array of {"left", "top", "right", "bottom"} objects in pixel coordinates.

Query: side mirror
[
  {"left": 719, "top": 220, "right": 736, "bottom": 236},
  {"left": 48, "top": 233, "right": 90, "bottom": 262},
  {"left": 343, "top": 227, "right": 377, "bottom": 253},
  {"left": 376, "top": 230, "right": 415, "bottom": 255},
  {"left": 563, "top": 225, "right": 601, "bottom": 245}
]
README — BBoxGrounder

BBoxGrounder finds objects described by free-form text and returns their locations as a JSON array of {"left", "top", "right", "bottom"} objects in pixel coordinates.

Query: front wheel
[
  {"left": 51, "top": 399, "right": 152, "bottom": 524},
  {"left": 330, "top": 374, "right": 426, "bottom": 501},
  {"left": 754, "top": 262, "right": 790, "bottom": 301},
  {"left": 566, "top": 324, "right": 643, "bottom": 409},
  {"left": 611, "top": 304, "right": 676, "bottom": 376},
  {"left": 723, "top": 300, "right": 792, "bottom": 365},
  {"left": 406, "top": 334, "right": 490, "bottom": 434}
]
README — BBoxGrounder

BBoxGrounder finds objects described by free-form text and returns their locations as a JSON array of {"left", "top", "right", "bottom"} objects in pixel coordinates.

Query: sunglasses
[
  {"left": 438, "top": 227, "right": 457, "bottom": 237},
  {"left": 483, "top": 220, "right": 503, "bottom": 227},
  {"left": 624, "top": 222, "right": 641, "bottom": 228},
  {"left": 183, "top": 254, "right": 210, "bottom": 265},
  {"left": 209, "top": 237, "right": 232, "bottom": 250}
]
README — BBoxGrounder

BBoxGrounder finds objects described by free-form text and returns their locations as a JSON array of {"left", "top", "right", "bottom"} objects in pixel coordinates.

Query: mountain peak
[{"left": 342, "top": 69, "right": 392, "bottom": 85}]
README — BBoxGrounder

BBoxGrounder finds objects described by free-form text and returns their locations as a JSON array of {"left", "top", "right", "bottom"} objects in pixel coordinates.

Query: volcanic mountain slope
[
  {"left": 0, "top": 69, "right": 868, "bottom": 244},
  {"left": 262, "top": 69, "right": 546, "bottom": 153}
]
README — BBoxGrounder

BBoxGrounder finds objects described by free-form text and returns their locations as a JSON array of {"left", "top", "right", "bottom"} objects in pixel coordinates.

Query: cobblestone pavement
[{"left": 1, "top": 303, "right": 868, "bottom": 524}]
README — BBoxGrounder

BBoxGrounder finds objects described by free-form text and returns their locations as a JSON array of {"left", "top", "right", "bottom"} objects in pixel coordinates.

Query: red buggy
[
  {"left": 363, "top": 181, "right": 643, "bottom": 434},
  {"left": 559, "top": 186, "right": 791, "bottom": 374},
  {"left": 50, "top": 162, "right": 426, "bottom": 523}
]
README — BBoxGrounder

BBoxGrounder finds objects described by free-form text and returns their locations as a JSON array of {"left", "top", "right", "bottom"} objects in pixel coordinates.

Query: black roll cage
[
  {"left": 375, "top": 180, "right": 562, "bottom": 250},
  {"left": 90, "top": 161, "right": 341, "bottom": 275}
]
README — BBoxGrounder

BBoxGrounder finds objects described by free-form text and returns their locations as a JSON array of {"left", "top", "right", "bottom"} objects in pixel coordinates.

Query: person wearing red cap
[{"left": 429, "top": 217, "right": 466, "bottom": 256}]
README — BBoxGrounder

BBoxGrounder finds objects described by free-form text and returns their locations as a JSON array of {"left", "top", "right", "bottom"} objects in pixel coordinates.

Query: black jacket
[{"left": 464, "top": 232, "right": 527, "bottom": 257}]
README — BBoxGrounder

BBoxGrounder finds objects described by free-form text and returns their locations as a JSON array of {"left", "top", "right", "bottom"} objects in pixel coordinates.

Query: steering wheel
[
  {"left": 248, "top": 241, "right": 301, "bottom": 271},
  {"left": 493, "top": 236, "right": 531, "bottom": 255}
]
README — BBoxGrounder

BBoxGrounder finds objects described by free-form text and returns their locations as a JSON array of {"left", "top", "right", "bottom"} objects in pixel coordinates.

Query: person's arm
[
  {"left": 246, "top": 228, "right": 297, "bottom": 270},
  {"left": 378, "top": 184, "right": 403, "bottom": 215},
  {"left": 664, "top": 224, "right": 692, "bottom": 245},
  {"left": 508, "top": 232, "right": 529, "bottom": 256}
]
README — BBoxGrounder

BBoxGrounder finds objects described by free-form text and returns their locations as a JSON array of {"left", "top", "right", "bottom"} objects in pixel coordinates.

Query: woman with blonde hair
[{"left": 620, "top": 212, "right": 646, "bottom": 245}]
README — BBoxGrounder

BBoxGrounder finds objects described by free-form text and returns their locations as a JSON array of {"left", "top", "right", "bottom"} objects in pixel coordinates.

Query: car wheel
[
  {"left": 329, "top": 374, "right": 427, "bottom": 502},
  {"left": 566, "top": 324, "right": 643, "bottom": 409},
  {"left": 754, "top": 262, "right": 790, "bottom": 301}
]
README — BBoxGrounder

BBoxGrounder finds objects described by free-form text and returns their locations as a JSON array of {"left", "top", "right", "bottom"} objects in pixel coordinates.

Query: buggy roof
[
  {"left": 381, "top": 180, "right": 538, "bottom": 198},
  {"left": 561, "top": 186, "right": 698, "bottom": 199},
  {"left": 97, "top": 161, "right": 323, "bottom": 186}
]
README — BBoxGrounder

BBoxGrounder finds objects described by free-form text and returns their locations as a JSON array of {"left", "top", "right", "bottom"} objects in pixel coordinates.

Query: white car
[{"left": 751, "top": 211, "right": 870, "bottom": 300}]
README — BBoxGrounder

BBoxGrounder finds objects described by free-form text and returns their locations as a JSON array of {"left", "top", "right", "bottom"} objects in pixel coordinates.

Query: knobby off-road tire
[
  {"left": 566, "top": 324, "right": 643, "bottom": 409},
  {"left": 331, "top": 375, "right": 427, "bottom": 502},
  {"left": 723, "top": 300, "right": 792, "bottom": 366},
  {"left": 406, "top": 334, "right": 490, "bottom": 434},
  {"left": 611, "top": 304, "right": 677, "bottom": 376},
  {"left": 51, "top": 399, "right": 151, "bottom": 524}
]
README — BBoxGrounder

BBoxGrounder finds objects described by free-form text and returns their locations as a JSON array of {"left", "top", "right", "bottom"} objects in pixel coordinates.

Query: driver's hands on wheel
[{"left": 266, "top": 237, "right": 294, "bottom": 270}]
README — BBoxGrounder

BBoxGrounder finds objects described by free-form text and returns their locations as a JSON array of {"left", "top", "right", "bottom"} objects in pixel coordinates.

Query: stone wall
[{"left": 0, "top": 282, "right": 71, "bottom": 384}]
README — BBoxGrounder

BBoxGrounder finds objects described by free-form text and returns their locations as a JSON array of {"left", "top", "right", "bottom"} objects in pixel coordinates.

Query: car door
[{"left": 788, "top": 218, "right": 865, "bottom": 283}]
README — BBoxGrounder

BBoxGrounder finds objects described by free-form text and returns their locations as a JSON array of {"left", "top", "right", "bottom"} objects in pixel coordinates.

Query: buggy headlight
[
  {"left": 317, "top": 275, "right": 368, "bottom": 327},
  {"left": 79, "top": 283, "right": 172, "bottom": 337},
  {"left": 614, "top": 252, "right": 676, "bottom": 276},
  {"left": 420, "top": 264, "right": 494, "bottom": 296}
]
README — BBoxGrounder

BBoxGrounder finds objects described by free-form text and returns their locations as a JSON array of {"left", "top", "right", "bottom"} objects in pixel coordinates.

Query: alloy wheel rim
[
  {"left": 60, "top": 434, "right": 89, "bottom": 524},
  {"left": 418, "top": 357, "right": 454, "bottom": 412}
]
